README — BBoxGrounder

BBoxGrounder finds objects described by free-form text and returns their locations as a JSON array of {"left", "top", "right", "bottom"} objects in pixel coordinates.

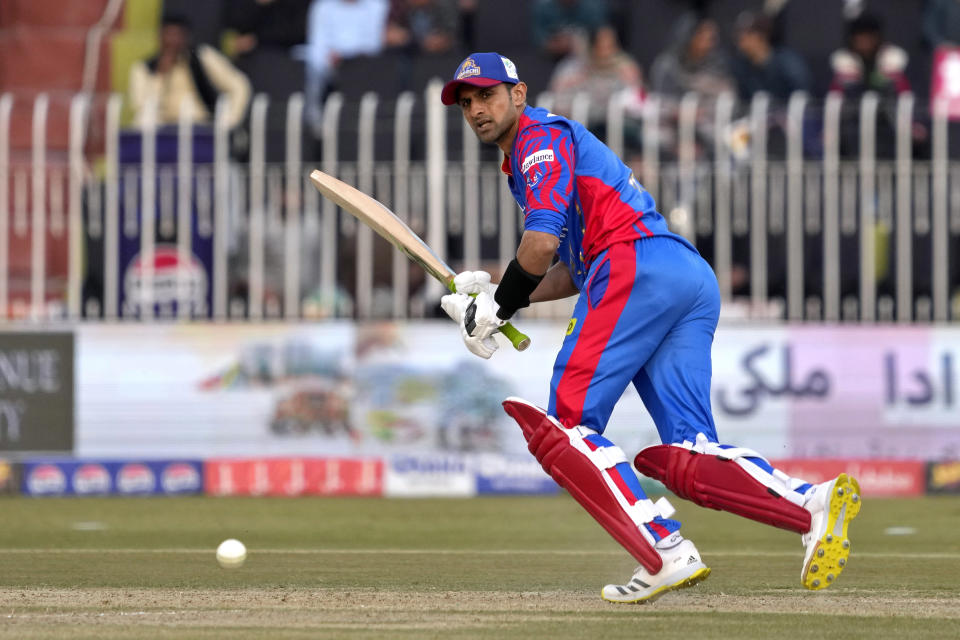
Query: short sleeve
[{"left": 516, "top": 124, "right": 575, "bottom": 238}]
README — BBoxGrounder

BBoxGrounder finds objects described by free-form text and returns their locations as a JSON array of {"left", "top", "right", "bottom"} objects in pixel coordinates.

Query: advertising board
[{"left": 0, "top": 332, "right": 74, "bottom": 453}]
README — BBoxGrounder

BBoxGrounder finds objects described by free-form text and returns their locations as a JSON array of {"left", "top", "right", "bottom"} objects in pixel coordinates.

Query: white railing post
[
  {"left": 642, "top": 95, "right": 660, "bottom": 199},
  {"left": 535, "top": 91, "right": 554, "bottom": 113},
  {"left": 213, "top": 95, "right": 230, "bottom": 320},
  {"left": 858, "top": 92, "right": 879, "bottom": 322},
  {"left": 139, "top": 95, "right": 158, "bottom": 320},
  {"left": 786, "top": 91, "right": 808, "bottom": 321},
  {"left": 605, "top": 89, "right": 627, "bottom": 158},
  {"left": 425, "top": 79, "right": 446, "bottom": 303},
  {"left": 68, "top": 93, "right": 90, "bottom": 320},
  {"left": 31, "top": 94, "right": 50, "bottom": 320},
  {"left": 284, "top": 93, "right": 304, "bottom": 320},
  {"left": 749, "top": 92, "right": 770, "bottom": 312},
  {"left": 320, "top": 92, "right": 343, "bottom": 315},
  {"left": 822, "top": 93, "right": 842, "bottom": 321},
  {"left": 677, "top": 92, "right": 699, "bottom": 242},
  {"left": 462, "top": 105, "right": 480, "bottom": 275},
  {"left": 356, "top": 92, "right": 378, "bottom": 319},
  {"left": 176, "top": 95, "right": 194, "bottom": 320},
  {"left": 248, "top": 93, "right": 269, "bottom": 320},
  {"left": 713, "top": 92, "right": 734, "bottom": 300},
  {"left": 0, "top": 94, "right": 12, "bottom": 320},
  {"left": 895, "top": 92, "right": 914, "bottom": 323},
  {"left": 104, "top": 94, "right": 122, "bottom": 320},
  {"left": 570, "top": 91, "right": 591, "bottom": 127},
  {"left": 932, "top": 97, "right": 949, "bottom": 322},
  {"left": 393, "top": 92, "right": 415, "bottom": 318}
]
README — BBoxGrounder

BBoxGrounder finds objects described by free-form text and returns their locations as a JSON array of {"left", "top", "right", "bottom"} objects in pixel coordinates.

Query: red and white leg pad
[
  {"left": 633, "top": 434, "right": 812, "bottom": 534},
  {"left": 503, "top": 397, "right": 670, "bottom": 574}
]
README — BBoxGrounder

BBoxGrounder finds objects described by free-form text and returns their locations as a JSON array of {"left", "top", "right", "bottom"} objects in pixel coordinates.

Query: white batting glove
[
  {"left": 440, "top": 291, "right": 505, "bottom": 359},
  {"left": 452, "top": 270, "right": 497, "bottom": 297}
]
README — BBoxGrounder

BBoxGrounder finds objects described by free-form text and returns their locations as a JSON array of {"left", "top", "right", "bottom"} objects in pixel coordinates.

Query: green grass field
[{"left": 1, "top": 495, "right": 958, "bottom": 639}]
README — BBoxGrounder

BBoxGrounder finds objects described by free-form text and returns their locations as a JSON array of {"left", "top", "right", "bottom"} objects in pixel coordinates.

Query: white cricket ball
[{"left": 216, "top": 538, "right": 247, "bottom": 569}]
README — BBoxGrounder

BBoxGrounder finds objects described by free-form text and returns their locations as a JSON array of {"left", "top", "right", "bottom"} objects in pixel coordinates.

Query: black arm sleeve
[{"left": 494, "top": 259, "right": 544, "bottom": 320}]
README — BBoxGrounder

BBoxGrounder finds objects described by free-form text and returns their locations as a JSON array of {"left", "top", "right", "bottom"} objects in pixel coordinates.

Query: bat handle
[
  {"left": 447, "top": 280, "right": 532, "bottom": 352},
  {"left": 499, "top": 322, "right": 531, "bottom": 352}
]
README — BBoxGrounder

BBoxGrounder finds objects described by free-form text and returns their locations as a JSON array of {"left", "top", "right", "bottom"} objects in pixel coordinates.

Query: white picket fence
[{"left": 0, "top": 82, "right": 957, "bottom": 323}]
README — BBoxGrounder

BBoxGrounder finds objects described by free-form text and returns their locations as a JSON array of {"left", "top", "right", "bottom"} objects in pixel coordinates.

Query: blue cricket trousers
[{"left": 548, "top": 236, "right": 722, "bottom": 445}]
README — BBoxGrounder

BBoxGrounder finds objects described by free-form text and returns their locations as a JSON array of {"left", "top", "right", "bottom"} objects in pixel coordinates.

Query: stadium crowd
[{"left": 129, "top": 0, "right": 958, "bottom": 162}]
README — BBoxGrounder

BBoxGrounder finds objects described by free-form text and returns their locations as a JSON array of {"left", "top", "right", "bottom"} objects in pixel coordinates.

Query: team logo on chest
[{"left": 526, "top": 168, "right": 543, "bottom": 188}]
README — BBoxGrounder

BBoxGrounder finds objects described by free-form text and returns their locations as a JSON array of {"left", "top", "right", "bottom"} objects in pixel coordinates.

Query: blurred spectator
[
  {"left": 830, "top": 14, "right": 921, "bottom": 158},
  {"left": 650, "top": 13, "right": 734, "bottom": 100},
  {"left": 922, "top": 0, "right": 960, "bottom": 49},
  {"left": 829, "top": 13, "right": 910, "bottom": 98},
  {"left": 128, "top": 14, "right": 252, "bottom": 129},
  {"left": 384, "top": 0, "right": 459, "bottom": 55},
  {"left": 548, "top": 25, "right": 645, "bottom": 147},
  {"left": 731, "top": 11, "right": 812, "bottom": 103},
  {"left": 226, "top": 0, "right": 312, "bottom": 57},
  {"left": 304, "top": 0, "right": 389, "bottom": 134},
  {"left": 532, "top": 0, "right": 608, "bottom": 61},
  {"left": 458, "top": 0, "right": 478, "bottom": 51}
]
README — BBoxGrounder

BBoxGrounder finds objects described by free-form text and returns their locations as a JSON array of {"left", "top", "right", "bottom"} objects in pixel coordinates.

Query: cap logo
[
  {"left": 500, "top": 56, "right": 519, "bottom": 80},
  {"left": 456, "top": 58, "right": 481, "bottom": 80}
]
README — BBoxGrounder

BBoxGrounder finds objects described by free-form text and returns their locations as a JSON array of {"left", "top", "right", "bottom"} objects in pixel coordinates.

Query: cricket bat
[{"left": 309, "top": 169, "right": 531, "bottom": 351}]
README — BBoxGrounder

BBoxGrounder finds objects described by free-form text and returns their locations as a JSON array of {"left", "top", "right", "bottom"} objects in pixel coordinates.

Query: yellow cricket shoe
[{"left": 801, "top": 473, "right": 862, "bottom": 590}]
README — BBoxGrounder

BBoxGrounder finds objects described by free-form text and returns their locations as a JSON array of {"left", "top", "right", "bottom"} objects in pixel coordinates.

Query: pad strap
[{"left": 634, "top": 435, "right": 812, "bottom": 534}]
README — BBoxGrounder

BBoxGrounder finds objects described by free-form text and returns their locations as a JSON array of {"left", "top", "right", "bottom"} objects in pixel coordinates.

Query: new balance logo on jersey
[{"left": 522, "top": 149, "right": 555, "bottom": 173}]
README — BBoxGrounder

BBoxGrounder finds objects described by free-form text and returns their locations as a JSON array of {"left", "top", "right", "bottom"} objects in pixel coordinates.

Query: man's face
[
  {"left": 737, "top": 30, "right": 764, "bottom": 58},
  {"left": 160, "top": 24, "right": 189, "bottom": 56},
  {"left": 851, "top": 32, "right": 880, "bottom": 60},
  {"left": 591, "top": 26, "right": 618, "bottom": 63},
  {"left": 457, "top": 83, "right": 521, "bottom": 146},
  {"left": 688, "top": 20, "right": 717, "bottom": 61}
]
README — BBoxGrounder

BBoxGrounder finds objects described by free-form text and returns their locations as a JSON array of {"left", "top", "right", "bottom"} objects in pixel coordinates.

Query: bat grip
[
  {"left": 499, "top": 322, "right": 531, "bottom": 352},
  {"left": 447, "top": 280, "right": 531, "bottom": 352}
]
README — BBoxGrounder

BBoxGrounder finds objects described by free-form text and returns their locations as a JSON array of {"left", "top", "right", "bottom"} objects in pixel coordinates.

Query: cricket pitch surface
[{"left": 1, "top": 496, "right": 958, "bottom": 639}]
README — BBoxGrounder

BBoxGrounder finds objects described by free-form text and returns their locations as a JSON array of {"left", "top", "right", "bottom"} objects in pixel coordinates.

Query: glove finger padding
[
  {"left": 461, "top": 326, "right": 499, "bottom": 359},
  {"left": 463, "top": 291, "right": 504, "bottom": 340},
  {"left": 440, "top": 292, "right": 470, "bottom": 324},
  {"left": 442, "top": 292, "right": 502, "bottom": 359},
  {"left": 453, "top": 270, "right": 495, "bottom": 296}
]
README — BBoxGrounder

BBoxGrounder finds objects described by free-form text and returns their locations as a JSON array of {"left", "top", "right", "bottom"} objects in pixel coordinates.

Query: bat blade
[
  {"left": 309, "top": 169, "right": 455, "bottom": 287},
  {"left": 308, "top": 170, "right": 530, "bottom": 351}
]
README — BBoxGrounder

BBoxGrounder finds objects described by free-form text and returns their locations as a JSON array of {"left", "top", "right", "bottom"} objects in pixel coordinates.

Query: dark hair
[
  {"left": 847, "top": 13, "right": 882, "bottom": 38},
  {"left": 161, "top": 13, "right": 192, "bottom": 30},
  {"left": 736, "top": 12, "right": 773, "bottom": 41}
]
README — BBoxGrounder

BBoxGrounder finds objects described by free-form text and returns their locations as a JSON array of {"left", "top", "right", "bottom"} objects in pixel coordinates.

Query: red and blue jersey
[{"left": 502, "top": 106, "right": 695, "bottom": 289}]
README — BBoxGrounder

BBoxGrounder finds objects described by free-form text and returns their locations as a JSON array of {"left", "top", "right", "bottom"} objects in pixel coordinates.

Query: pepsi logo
[
  {"left": 117, "top": 463, "right": 156, "bottom": 494},
  {"left": 161, "top": 462, "right": 201, "bottom": 493},
  {"left": 72, "top": 463, "right": 111, "bottom": 495},
  {"left": 26, "top": 464, "right": 67, "bottom": 495}
]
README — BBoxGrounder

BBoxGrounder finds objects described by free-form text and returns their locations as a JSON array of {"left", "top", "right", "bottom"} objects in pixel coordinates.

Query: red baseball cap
[{"left": 440, "top": 52, "right": 521, "bottom": 105}]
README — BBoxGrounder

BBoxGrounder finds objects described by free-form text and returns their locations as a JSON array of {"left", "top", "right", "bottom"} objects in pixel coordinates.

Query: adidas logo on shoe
[{"left": 687, "top": 556, "right": 698, "bottom": 565}]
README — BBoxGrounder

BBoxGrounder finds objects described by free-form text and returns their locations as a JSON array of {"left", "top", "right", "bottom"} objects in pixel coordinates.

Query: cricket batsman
[{"left": 438, "top": 52, "right": 862, "bottom": 603}]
